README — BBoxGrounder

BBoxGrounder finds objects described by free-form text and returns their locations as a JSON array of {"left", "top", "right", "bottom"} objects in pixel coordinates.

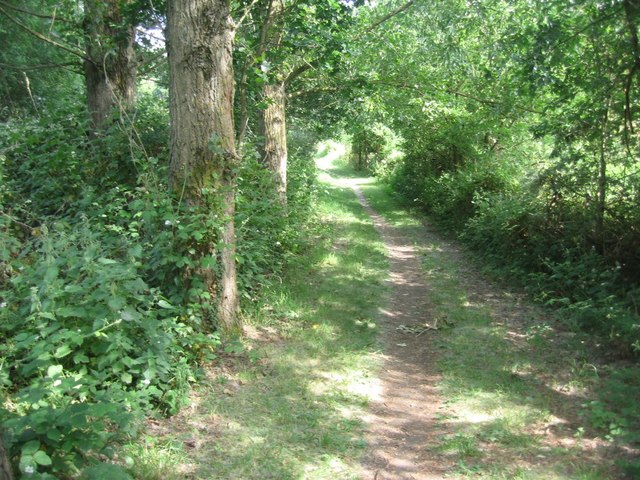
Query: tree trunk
[
  {"left": 167, "top": 0, "right": 240, "bottom": 333},
  {"left": 595, "top": 100, "right": 610, "bottom": 254},
  {"left": 259, "top": 82, "right": 288, "bottom": 204},
  {"left": 83, "top": 0, "right": 137, "bottom": 132},
  {"left": 0, "top": 430, "right": 13, "bottom": 480},
  {"left": 256, "top": 0, "right": 288, "bottom": 204}
]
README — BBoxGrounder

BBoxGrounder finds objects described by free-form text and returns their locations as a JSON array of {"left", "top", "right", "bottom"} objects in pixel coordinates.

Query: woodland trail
[
  {"left": 343, "top": 171, "right": 631, "bottom": 479},
  {"left": 137, "top": 157, "right": 631, "bottom": 479},
  {"left": 353, "top": 184, "right": 452, "bottom": 480}
]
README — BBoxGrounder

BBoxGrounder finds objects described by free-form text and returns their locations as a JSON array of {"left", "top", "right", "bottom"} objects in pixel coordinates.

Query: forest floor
[{"left": 125, "top": 144, "right": 637, "bottom": 479}]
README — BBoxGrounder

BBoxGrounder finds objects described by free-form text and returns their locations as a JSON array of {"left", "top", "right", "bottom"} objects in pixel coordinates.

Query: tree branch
[
  {"left": 284, "top": 58, "right": 320, "bottom": 85},
  {"left": 1, "top": 211, "right": 34, "bottom": 235},
  {"left": 364, "top": 0, "right": 415, "bottom": 33},
  {"left": 285, "top": 0, "right": 417, "bottom": 86},
  {"left": 442, "top": 87, "right": 544, "bottom": 115},
  {"left": 235, "top": 0, "right": 261, "bottom": 29},
  {"left": 0, "top": 5, "right": 91, "bottom": 63},
  {"left": 0, "top": 0, "right": 72, "bottom": 23},
  {"left": 291, "top": 76, "right": 545, "bottom": 116}
]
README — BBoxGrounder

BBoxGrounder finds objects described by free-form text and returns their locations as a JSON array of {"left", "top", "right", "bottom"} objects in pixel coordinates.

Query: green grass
[{"left": 124, "top": 149, "right": 388, "bottom": 479}]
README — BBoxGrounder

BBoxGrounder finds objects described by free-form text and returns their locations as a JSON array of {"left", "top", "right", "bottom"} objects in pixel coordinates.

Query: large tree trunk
[
  {"left": 83, "top": 0, "right": 137, "bottom": 132},
  {"left": 167, "top": 0, "right": 240, "bottom": 333},
  {"left": 259, "top": 82, "right": 288, "bottom": 204}
]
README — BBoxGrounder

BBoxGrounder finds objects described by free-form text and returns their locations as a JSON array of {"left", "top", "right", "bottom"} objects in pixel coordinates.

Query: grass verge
[{"left": 122, "top": 153, "right": 388, "bottom": 479}]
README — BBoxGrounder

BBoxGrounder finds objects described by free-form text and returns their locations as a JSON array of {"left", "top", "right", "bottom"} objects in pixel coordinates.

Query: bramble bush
[
  {"left": 0, "top": 98, "right": 215, "bottom": 478},
  {"left": 0, "top": 209, "right": 214, "bottom": 477}
]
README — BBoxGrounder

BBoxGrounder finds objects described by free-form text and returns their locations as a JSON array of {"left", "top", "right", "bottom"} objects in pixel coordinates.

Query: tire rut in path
[{"left": 354, "top": 186, "right": 452, "bottom": 480}]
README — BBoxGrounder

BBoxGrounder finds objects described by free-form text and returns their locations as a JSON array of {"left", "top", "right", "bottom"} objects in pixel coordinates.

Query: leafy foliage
[
  {"left": 345, "top": 0, "right": 640, "bottom": 354},
  {"left": 0, "top": 64, "right": 320, "bottom": 474}
]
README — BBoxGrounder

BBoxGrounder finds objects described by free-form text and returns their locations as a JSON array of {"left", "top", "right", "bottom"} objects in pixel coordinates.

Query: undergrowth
[
  {"left": 120, "top": 147, "right": 388, "bottom": 479},
  {"left": 0, "top": 95, "right": 319, "bottom": 478}
]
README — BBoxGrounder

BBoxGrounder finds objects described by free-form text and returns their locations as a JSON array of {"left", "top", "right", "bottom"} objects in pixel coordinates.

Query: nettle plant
[{"left": 0, "top": 217, "right": 202, "bottom": 477}]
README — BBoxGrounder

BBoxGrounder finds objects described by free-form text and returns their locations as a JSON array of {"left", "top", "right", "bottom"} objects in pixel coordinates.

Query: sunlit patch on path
[{"left": 351, "top": 184, "right": 452, "bottom": 480}]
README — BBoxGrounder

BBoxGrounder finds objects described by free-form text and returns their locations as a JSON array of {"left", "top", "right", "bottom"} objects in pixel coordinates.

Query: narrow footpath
[{"left": 354, "top": 185, "right": 452, "bottom": 480}]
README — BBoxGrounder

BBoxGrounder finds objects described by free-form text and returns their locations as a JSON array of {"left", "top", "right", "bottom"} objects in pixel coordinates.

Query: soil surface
[{"left": 354, "top": 186, "right": 453, "bottom": 480}]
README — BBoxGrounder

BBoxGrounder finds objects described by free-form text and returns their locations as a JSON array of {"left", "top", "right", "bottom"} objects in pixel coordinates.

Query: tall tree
[
  {"left": 256, "top": 0, "right": 287, "bottom": 203},
  {"left": 82, "top": 0, "right": 138, "bottom": 131},
  {"left": 167, "top": 0, "right": 240, "bottom": 332},
  {"left": 235, "top": 0, "right": 355, "bottom": 204}
]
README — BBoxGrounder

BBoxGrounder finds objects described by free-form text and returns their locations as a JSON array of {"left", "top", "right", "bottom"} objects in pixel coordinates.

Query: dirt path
[{"left": 354, "top": 186, "right": 453, "bottom": 480}]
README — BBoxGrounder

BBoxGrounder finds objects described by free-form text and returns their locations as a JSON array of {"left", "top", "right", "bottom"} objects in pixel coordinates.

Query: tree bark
[
  {"left": 256, "top": 0, "right": 288, "bottom": 204},
  {"left": 259, "top": 82, "right": 288, "bottom": 204},
  {"left": 83, "top": 0, "right": 137, "bottom": 132},
  {"left": 167, "top": 0, "right": 240, "bottom": 333},
  {"left": 0, "top": 430, "right": 13, "bottom": 480},
  {"left": 595, "top": 100, "right": 610, "bottom": 254}
]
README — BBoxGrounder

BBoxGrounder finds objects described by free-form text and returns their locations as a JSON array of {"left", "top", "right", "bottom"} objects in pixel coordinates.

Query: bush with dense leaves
[{"left": 0, "top": 92, "right": 321, "bottom": 477}]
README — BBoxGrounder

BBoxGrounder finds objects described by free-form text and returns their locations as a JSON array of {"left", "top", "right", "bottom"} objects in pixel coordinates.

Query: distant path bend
[{"left": 353, "top": 185, "right": 451, "bottom": 480}]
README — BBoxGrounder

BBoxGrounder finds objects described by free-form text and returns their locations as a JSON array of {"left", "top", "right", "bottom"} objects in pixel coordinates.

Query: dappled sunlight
[
  {"left": 315, "top": 140, "right": 347, "bottom": 170},
  {"left": 310, "top": 368, "right": 383, "bottom": 403},
  {"left": 351, "top": 176, "right": 635, "bottom": 478},
  {"left": 134, "top": 160, "right": 391, "bottom": 480},
  {"left": 315, "top": 140, "right": 378, "bottom": 192}
]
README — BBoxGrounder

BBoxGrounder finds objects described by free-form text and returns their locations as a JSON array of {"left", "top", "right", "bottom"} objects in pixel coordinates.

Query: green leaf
[
  {"left": 14, "top": 332, "right": 30, "bottom": 342},
  {"left": 120, "top": 307, "right": 141, "bottom": 321},
  {"left": 44, "top": 266, "right": 59, "bottom": 283},
  {"left": 46, "top": 429, "right": 62, "bottom": 442},
  {"left": 33, "top": 450, "right": 52, "bottom": 466},
  {"left": 157, "top": 300, "right": 174, "bottom": 309},
  {"left": 57, "top": 306, "right": 86, "bottom": 318},
  {"left": 129, "top": 244, "right": 143, "bottom": 258},
  {"left": 47, "top": 364, "right": 63, "bottom": 377},
  {"left": 97, "top": 257, "right": 118, "bottom": 265},
  {"left": 22, "top": 440, "right": 40, "bottom": 455},
  {"left": 121, "top": 372, "right": 133, "bottom": 384},
  {"left": 54, "top": 344, "right": 72, "bottom": 358},
  {"left": 108, "top": 296, "right": 126, "bottom": 311}
]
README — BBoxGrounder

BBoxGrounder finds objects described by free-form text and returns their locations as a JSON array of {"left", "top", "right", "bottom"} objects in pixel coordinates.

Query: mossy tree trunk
[
  {"left": 0, "top": 430, "right": 12, "bottom": 480},
  {"left": 167, "top": 0, "right": 240, "bottom": 333}
]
